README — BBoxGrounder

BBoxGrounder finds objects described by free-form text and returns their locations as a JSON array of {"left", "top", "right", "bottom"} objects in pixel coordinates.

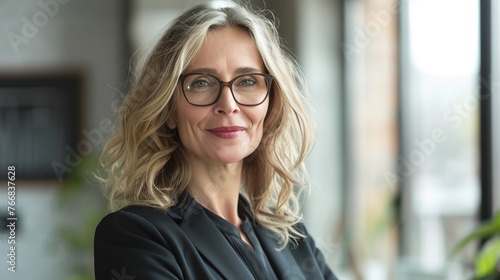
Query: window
[{"left": 399, "top": 0, "right": 480, "bottom": 277}]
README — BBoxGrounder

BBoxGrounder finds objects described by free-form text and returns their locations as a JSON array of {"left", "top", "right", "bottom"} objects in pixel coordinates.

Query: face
[{"left": 168, "top": 27, "right": 269, "bottom": 165}]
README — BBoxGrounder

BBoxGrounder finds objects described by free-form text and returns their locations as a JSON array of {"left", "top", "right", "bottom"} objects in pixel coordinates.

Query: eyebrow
[
  {"left": 184, "top": 66, "right": 265, "bottom": 76},
  {"left": 235, "top": 67, "right": 264, "bottom": 75}
]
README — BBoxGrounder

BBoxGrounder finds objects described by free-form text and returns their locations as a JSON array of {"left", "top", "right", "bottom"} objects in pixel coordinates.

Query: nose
[{"left": 214, "top": 85, "right": 240, "bottom": 115}]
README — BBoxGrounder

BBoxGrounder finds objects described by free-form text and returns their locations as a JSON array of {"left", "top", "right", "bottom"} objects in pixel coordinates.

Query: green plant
[
  {"left": 451, "top": 210, "right": 500, "bottom": 280},
  {"left": 57, "top": 156, "right": 107, "bottom": 280}
]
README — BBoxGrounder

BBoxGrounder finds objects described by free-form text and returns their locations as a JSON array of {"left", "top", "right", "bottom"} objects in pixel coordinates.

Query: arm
[
  {"left": 94, "top": 209, "right": 183, "bottom": 280},
  {"left": 309, "top": 237, "right": 339, "bottom": 280},
  {"left": 297, "top": 224, "right": 340, "bottom": 280}
]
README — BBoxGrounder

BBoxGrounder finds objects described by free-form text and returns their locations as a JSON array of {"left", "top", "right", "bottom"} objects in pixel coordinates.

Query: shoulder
[
  {"left": 94, "top": 206, "right": 195, "bottom": 279},
  {"left": 95, "top": 205, "right": 182, "bottom": 245},
  {"left": 287, "top": 223, "right": 340, "bottom": 279},
  {"left": 293, "top": 222, "right": 330, "bottom": 255},
  {"left": 97, "top": 205, "right": 171, "bottom": 228}
]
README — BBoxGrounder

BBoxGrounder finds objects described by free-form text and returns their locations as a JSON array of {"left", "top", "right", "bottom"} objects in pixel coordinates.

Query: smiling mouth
[{"left": 206, "top": 126, "right": 245, "bottom": 139}]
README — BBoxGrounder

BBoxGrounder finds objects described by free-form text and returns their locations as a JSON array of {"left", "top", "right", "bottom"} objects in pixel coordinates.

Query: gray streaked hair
[{"left": 100, "top": 0, "right": 315, "bottom": 248}]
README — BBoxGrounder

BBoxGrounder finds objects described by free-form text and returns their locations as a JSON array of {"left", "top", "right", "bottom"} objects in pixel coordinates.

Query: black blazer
[{"left": 94, "top": 195, "right": 338, "bottom": 280}]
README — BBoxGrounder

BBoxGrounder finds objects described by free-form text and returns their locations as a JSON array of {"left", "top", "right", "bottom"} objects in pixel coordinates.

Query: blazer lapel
[
  {"left": 254, "top": 227, "right": 305, "bottom": 280},
  {"left": 169, "top": 194, "right": 255, "bottom": 280}
]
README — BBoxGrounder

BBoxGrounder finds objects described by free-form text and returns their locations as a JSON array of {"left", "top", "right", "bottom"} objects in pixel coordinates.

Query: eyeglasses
[{"left": 179, "top": 73, "right": 273, "bottom": 106}]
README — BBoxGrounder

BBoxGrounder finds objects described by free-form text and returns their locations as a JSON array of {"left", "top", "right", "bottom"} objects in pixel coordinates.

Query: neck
[{"left": 187, "top": 157, "right": 243, "bottom": 226}]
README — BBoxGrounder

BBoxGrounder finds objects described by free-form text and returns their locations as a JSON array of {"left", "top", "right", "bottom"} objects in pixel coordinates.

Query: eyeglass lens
[{"left": 182, "top": 74, "right": 270, "bottom": 105}]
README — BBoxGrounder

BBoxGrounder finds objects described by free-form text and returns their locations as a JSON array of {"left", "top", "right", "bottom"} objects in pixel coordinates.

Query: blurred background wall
[
  {"left": 0, "top": 0, "right": 126, "bottom": 279},
  {"left": 0, "top": 0, "right": 499, "bottom": 279}
]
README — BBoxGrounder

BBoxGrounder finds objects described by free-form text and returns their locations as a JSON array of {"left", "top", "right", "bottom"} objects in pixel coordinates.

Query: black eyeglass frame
[{"left": 179, "top": 72, "right": 274, "bottom": 106}]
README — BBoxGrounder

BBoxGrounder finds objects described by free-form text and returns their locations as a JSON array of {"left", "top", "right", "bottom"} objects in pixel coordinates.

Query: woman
[{"left": 94, "top": 1, "right": 338, "bottom": 279}]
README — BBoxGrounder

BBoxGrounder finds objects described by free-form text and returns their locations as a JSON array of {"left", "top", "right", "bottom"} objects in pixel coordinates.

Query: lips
[{"left": 206, "top": 126, "right": 245, "bottom": 139}]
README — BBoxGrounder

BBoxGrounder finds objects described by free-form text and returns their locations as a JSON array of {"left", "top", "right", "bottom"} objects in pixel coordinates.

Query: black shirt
[{"left": 201, "top": 198, "right": 279, "bottom": 280}]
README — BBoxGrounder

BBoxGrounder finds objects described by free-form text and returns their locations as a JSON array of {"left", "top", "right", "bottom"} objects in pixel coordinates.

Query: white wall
[
  {"left": 129, "top": 0, "right": 206, "bottom": 71},
  {"left": 0, "top": 0, "right": 125, "bottom": 279},
  {"left": 296, "top": 0, "right": 344, "bottom": 269}
]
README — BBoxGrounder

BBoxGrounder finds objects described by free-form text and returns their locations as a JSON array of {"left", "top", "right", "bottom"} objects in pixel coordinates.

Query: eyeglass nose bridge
[
  {"left": 219, "top": 80, "right": 234, "bottom": 91},
  {"left": 216, "top": 79, "right": 237, "bottom": 101}
]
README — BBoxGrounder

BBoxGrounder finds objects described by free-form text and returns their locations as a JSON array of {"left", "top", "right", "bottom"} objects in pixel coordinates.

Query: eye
[
  {"left": 236, "top": 76, "right": 258, "bottom": 87},
  {"left": 188, "top": 79, "right": 211, "bottom": 89}
]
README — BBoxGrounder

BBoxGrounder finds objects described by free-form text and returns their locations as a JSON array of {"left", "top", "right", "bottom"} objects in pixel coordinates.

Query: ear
[{"left": 166, "top": 118, "right": 177, "bottom": 129}]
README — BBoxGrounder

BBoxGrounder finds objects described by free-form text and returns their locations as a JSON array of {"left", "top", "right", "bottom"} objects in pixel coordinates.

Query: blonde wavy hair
[{"left": 100, "top": 0, "right": 315, "bottom": 247}]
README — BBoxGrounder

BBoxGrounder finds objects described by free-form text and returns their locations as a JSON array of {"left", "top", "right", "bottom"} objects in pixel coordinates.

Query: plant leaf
[
  {"left": 450, "top": 222, "right": 500, "bottom": 258},
  {"left": 475, "top": 238, "right": 500, "bottom": 278}
]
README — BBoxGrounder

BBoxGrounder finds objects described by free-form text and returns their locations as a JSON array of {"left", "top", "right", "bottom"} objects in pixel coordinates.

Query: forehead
[{"left": 185, "top": 27, "right": 265, "bottom": 74}]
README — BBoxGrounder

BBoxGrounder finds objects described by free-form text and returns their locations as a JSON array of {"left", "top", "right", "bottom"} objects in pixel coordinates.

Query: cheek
[
  {"left": 249, "top": 104, "right": 269, "bottom": 133},
  {"left": 175, "top": 102, "right": 212, "bottom": 139},
  {"left": 259, "top": 102, "right": 270, "bottom": 122},
  {"left": 175, "top": 98, "right": 198, "bottom": 126}
]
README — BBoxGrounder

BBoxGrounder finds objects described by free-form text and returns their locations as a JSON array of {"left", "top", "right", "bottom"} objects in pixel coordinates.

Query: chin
[
  {"left": 214, "top": 156, "right": 244, "bottom": 165},
  {"left": 213, "top": 151, "right": 251, "bottom": 165}
]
